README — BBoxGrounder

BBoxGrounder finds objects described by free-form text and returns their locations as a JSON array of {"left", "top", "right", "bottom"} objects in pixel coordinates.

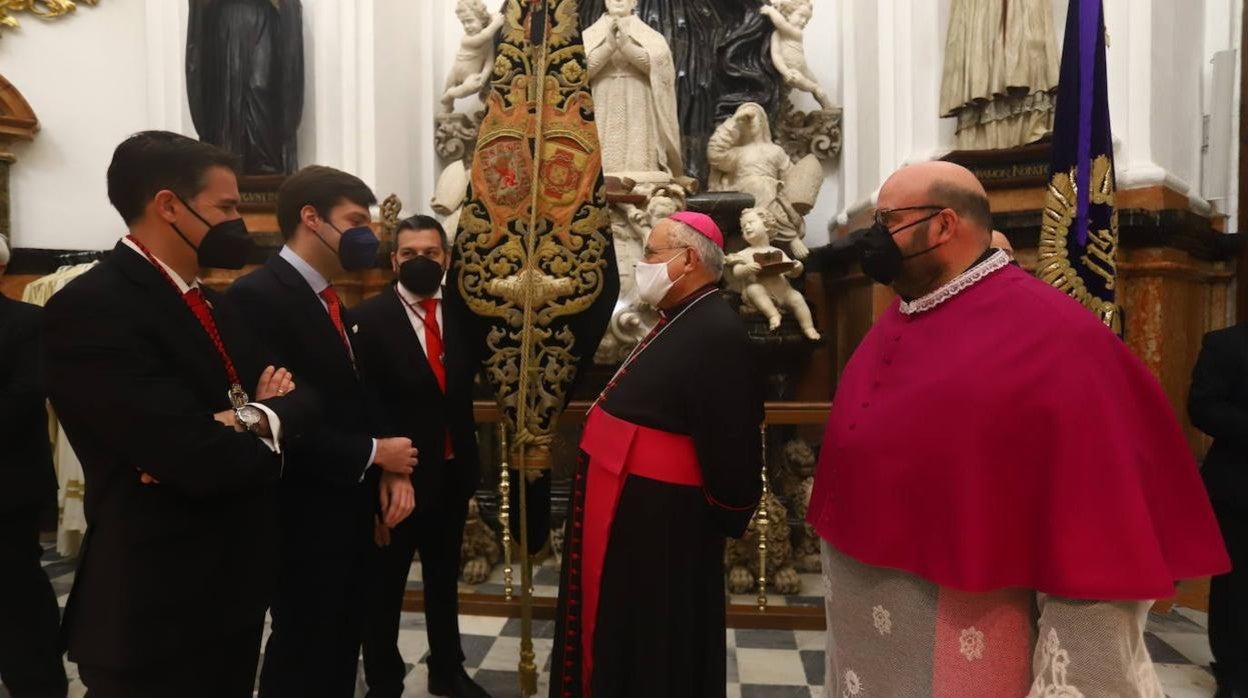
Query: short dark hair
[
  {"left": 929, "top": 181, "right": 993, "bottom": 232},
  {"left": 276, "top": 165, "right": 378, "bottom": 240},
  {"left": 395, "top": 214, "right": 449, "bottom": 249},
  {"left": 106, "top": 131, "right": 239, "bottom": 225}
]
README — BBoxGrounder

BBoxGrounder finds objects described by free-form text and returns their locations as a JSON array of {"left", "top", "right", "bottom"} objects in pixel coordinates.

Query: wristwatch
[{"left": 234, "top": 405, "right": 264, "bottom": 434}]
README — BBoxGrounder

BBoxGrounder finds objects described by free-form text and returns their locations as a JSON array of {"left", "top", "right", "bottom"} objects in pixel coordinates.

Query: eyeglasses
[
  {"left": 642, "top": 244, "right": 689, "bottom": 259},
  {"left": 873, "top": 205, "right": 946, "bottom": 230}
]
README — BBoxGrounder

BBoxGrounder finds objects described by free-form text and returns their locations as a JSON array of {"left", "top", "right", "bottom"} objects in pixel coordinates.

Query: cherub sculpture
[
  {"left": 726, "top": 208, "right": 820, "bottom": 341},
  {"left": 441, "top": 0, "right": 506, "bottom": 113},
  {"left": 760, "top": 0, "right": 833, "bottom": 111}
]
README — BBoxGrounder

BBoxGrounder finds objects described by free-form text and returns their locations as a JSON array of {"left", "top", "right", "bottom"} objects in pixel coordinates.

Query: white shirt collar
[
  {"left": 279, "top": 245, "right": 330, "bottom": 295},
  {"left": 121, "top": 237, "right": 199, "bottom": 294}
]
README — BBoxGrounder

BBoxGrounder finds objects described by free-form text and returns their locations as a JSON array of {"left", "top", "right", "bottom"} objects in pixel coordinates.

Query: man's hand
[
  {"left": 255, "top": 366, "right": 296, "bottom": 401},
  {"left": 214, "top": 410, "right": 242, "bottom": 432},
  {"left": 373, "top": 515, "right": 392, "bottom": 547},
  {"left": 373, "top": 437, "right": 418, "bottom": 475},
  {"left": 379, "top": 472, "right": 415, "bottom": 528}
]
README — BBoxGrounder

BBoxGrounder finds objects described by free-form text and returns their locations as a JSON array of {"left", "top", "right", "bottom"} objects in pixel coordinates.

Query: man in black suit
[
  {"left": 41, "top": 131, "right": 308, "bottom": 698},
  {"left": 355, "top": 215, "right": 488, "bottom": 698},
  {"left": 0, "top": 235, "right": 68, "bottom": 698},
  {"left": 1190, "top": 320, "right": 1248, "bottom": 698},
  {"left": 227, "top": 165, "right": 417, "bottom": 698}
]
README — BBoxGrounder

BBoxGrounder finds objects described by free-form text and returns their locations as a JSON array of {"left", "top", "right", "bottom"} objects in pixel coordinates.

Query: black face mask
[
  {"left": 171, "top": 196, "right": 253, "bottom": 270},
  {"left": 857, "top": 212, "right": 945, "bottom": 286},
  {"left": 398, "top": 255, "right": 445, "bottom": 296}
]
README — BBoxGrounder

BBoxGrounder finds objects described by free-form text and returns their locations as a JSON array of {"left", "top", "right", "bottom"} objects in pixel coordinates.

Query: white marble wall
[{"left": 0, "top": 0, "right": 1237, "bottom": 251}]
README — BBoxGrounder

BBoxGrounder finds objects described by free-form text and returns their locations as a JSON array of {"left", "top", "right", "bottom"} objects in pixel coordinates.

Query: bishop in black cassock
[{"left": 551, "top": 212, "right": 763, "bottom": 698}]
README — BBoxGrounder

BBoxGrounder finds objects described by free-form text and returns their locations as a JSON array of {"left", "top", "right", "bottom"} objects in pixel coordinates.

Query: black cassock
[
  {"left": 187, "top": 0, "right": 303, "bottom": 175},
  {"left": 551, "top": 287, "right": 764, "bottom": 698}
]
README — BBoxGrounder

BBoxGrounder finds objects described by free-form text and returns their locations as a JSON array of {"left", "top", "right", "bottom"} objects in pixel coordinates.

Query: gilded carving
[
  {"left": 0, "top": 0, "right": 98, "bottom": 34},
  {"left": 453, "top": 0, "right": 615, "bottom": 463},
  {"left": 1036, "top": 154, "right": 1123, "bottom": 332}
]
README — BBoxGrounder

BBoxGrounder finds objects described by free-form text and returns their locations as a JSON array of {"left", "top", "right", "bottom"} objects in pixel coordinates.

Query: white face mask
[{"left": 635, "top": 250, "right": 686, "bottom": 307}]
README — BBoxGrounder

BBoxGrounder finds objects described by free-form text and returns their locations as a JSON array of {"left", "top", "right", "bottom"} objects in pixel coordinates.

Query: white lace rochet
[{"left": 898, "top": 249, "right": 1010, "bottom": 316}]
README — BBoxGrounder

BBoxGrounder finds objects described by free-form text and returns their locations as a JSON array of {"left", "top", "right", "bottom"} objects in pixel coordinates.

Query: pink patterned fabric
[{"left": 931, "top": 587, "right": 1032, "bottom": 696}]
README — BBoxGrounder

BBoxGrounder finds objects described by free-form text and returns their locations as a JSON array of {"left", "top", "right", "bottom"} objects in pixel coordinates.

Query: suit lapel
[
  {"left": 267, "top": 255, "right": 357, "bottom": 376},
  {"left": 384, "top": 287, "right": 439, "bottom": 388},
  {"left": 112, "top": 242, "right": 237, "bottom": 407}
]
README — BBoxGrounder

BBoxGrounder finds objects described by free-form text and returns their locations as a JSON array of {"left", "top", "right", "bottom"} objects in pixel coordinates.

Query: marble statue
[
  {"left": 578, "top": 0, "right": 783, "bottom": 183},
  {"left": 940, "top": 0, "right": 1058, "bottom": 149},
  {"left": 441, "top": 0, "right": 506, "bottom": 113},
  {"left": 708, "top": 102, "right": 811, "bottom": 259},
  {"left": 727, "top": 207, "right": 820, "bottom": 340},
  {"left": 584, "top": 0, "right": 684, "bottom": 182},
  {"left": 756, "top": 0, "right": 842, "bottom": 164},
  {"left": 760, "top": 0, "right": 831, "bottom": 111},
  {"left": 430, "top": 159, "right": 470, "bottom": 246}
]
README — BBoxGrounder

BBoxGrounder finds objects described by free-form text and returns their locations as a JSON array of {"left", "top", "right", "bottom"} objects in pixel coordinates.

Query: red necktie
[
  {"left": 419, "top": 298, "right": 454, "bottom": 459},
  {"left": 419, "top": 298, "right": 446, "bottom": 391},
  {"left": 183, "top": 288, "right": 243, "bottom": 391},
  {"left": 319, "top": 286, "right": 352, "bottom": 354}
]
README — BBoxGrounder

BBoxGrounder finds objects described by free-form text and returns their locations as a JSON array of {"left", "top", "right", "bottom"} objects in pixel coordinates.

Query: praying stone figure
[
  {"left": 187, "top": 0, "right": 304, "bottom": 175},
  {"left": 760, "top": 0, "right": 831, "bottom": 111},
  {"left": 441, "top": 0, "right": 506, "bottom": 113},
  {"left": 939, "top": 0, "right": 1059, "bottom": 149},
  {"left": 708, "top": 102, "right": 810, "bottom": 258},
  {"left": 726, "top": 207, "right": 820, "bottom": 340},
  {"left": 585, "top": 0, "right": 684, "bottom": 182}
]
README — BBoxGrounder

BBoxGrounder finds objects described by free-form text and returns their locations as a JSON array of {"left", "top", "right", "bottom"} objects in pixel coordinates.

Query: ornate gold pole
[
  {"left": 516, "top": 446, "right": 537, "bottom": 695},
  {"left": 757, "top": 424, "right": 769, "bottom": 612},
  {"left": 511, "top": 9, "right": 552, "bottom": 693},
  {"left": 497, "top": 422, "right": 514, "bottom": 601}
]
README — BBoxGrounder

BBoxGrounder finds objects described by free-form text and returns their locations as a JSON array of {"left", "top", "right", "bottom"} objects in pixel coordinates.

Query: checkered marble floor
[{"left": 0, "top": 546, "right": 1220, "bottom": 698}]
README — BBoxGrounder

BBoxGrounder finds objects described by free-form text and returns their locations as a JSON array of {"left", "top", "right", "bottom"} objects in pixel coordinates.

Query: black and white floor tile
[{"left": 0, "top": 546, "right": 1219, "bottom": 698}]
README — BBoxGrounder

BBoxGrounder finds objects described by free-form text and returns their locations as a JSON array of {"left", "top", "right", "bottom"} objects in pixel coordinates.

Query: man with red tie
[
  {"left": 42, "top": 131, "right": 310, "bottom": 697},
  {"left": 353, "top": 215, "right": 487, "bottom": 698},
  {"left": 227, "top": 166, "right": 418, "bottom": 697}
]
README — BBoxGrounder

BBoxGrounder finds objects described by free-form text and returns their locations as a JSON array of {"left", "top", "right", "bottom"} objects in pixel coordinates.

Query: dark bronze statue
[{"left": 186, "top": 0, "right": 304, "bottom": 175}]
